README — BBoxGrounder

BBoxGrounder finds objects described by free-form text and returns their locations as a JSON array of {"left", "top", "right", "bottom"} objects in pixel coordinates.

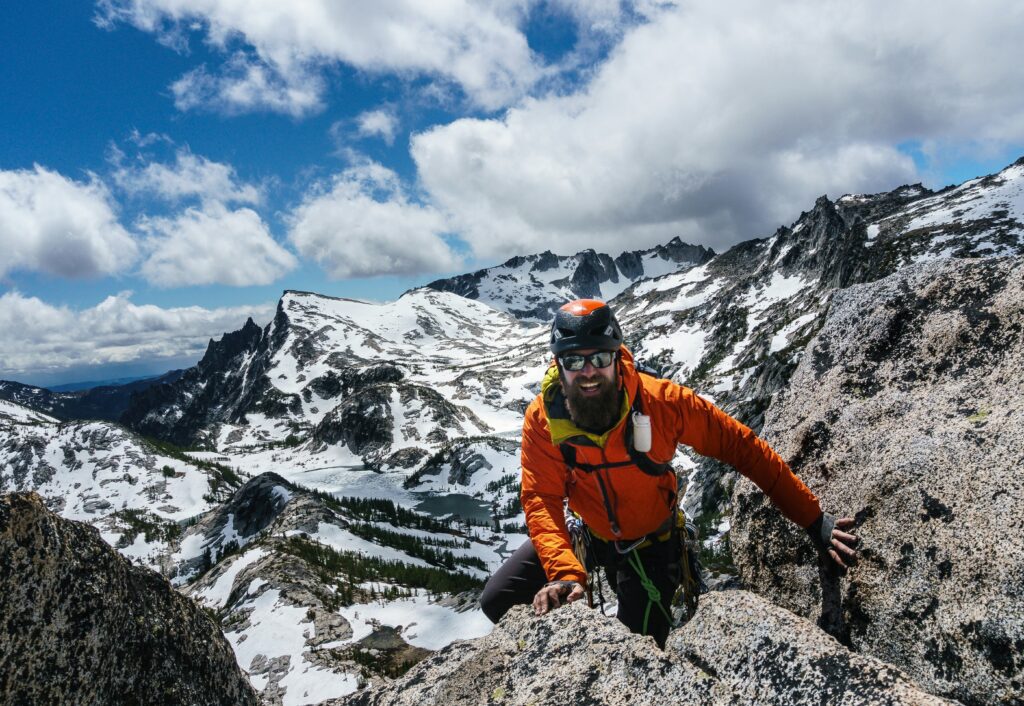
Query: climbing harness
[{"left": 568, "top": 506, "right": 707, "bottom": 636}]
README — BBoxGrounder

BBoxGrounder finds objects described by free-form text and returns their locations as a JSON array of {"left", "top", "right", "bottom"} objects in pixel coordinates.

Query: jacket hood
[{"left": 541, "top": 345, "right": 639, "bottom": 447}]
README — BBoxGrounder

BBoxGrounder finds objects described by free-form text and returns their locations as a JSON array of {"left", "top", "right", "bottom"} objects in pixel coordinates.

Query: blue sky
[{"left": 2, "top": 1, "right": 1023, "bottom": 386}]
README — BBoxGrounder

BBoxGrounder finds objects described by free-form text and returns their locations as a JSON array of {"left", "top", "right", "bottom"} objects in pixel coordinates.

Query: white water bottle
[{"left": 632, "top": 412, "right": 652, "bottom": 453}]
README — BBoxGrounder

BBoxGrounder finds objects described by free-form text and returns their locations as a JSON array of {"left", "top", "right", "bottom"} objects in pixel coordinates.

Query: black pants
[{"left": 479, "top": 534, "right": 681, "bottom": 648}]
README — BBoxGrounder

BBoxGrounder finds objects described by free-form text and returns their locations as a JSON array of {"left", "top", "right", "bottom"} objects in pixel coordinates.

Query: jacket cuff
[{"left": 550, "top": 570, "right": 587, "bottom": 584}]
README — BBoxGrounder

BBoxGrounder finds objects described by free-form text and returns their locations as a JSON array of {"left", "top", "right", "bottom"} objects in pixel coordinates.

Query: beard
[{"left": 562, "top": 373, "right": 621, "bottom": 433}]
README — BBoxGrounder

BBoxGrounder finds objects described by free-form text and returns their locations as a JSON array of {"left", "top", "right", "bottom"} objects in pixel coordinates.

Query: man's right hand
[{"left": 532, "top": 580, "right": 585, "bottom": 615}]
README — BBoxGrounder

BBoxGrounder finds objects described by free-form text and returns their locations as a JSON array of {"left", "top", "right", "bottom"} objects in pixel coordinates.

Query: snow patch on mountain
[{"left": 339, "top": 594, "right": 493, "bottom": 650}]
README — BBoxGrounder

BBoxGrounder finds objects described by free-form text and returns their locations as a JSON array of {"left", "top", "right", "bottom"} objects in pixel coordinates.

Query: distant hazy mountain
[
  {"left": 0, "top": 370, "right": 184, "bottom": 422},
  {"left": 49, "top": 374, "right": 167, "bottom": 392}
]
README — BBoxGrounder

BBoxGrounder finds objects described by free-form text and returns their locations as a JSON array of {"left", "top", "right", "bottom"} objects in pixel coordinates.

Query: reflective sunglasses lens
[
  {"left": 560, "top": 351, "right": 614, "bottom": 371},
  {"left": 560, "top": 354, "right": 586, "bottom": 371}
]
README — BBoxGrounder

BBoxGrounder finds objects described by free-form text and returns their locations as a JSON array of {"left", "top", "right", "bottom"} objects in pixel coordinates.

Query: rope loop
[{"left": 626, "top": 550, "right": 671, "bottom": 634}]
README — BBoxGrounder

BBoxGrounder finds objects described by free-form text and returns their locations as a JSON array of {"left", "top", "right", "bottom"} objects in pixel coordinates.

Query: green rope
[{"left": 626, "top": 549, "right": 672, "bottom": 636}]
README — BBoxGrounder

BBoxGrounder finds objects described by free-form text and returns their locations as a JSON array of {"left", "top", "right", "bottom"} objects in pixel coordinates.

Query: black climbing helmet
[{"left": 550, "top": 299, "right": 623, "bottom": 355}]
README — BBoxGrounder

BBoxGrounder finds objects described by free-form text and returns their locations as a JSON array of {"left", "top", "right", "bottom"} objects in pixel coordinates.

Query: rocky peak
[
  {"left": 171, "top": 472, "right": 295, "bottom": 582},
  {"left": 771, "top": 193, "right": 868, "bottom": 288},
  {"left": 423, "top": 236, "right": 714, "bottom": 321},
  {"left": 121, "top": 315, "right": 283, "bottom": 447},
  {"left": 198, "top": 316, "right": 265, "bottom": 371},
  {"left": 213, "top": 472, "right": 294, "bottom": 540},
  {"left": 567, "top": 249, "right": 620, "bottom": 298},
  {"left": 0, "top": 492, "right": 257, "bottom": 705}
]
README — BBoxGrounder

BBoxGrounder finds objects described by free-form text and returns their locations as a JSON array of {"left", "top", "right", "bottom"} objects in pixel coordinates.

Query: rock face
[
  {"left": 731, "top": 257, "right": 1024, "bottom": 705},
  {"left": 0, "top": 492, "right": 257, "bottom": 706},
  {"left": 121, "top": 316, "right": 277, "bottom": 448},
  {"left": 672, "top": 591, "right": 952, "bottom": 706},
  {"left": 336, "top": 592, "right": 951, "bottom": 706},
  {"left": 312, "top": 383, "right": 491, "bottom": 467}
]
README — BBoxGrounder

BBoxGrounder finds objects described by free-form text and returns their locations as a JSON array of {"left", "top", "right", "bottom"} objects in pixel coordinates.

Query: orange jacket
[{"left": 520, "top": 347, "right": 821, "bottom": 583}]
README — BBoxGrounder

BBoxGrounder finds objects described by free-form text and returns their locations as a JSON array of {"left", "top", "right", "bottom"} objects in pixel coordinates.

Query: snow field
[
  {"left": 226, "top": 587, "right": 361, "bottom": 706},
  {"left": 197, "top": 547, "right": 269, "bottom": 608},
  {"left": 338, "top": 593, "right": 493, "bottom": 650}
]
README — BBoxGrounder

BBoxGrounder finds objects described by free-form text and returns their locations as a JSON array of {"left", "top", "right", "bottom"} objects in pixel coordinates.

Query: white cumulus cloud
[
  {"left": 113, "top": 148, "right": 261, "bottom": 205},
  {"left": 97, "top": 0, "right": 546, "bottom": 114},
  {"left": 0, "top": 290, "right": 273, "bottom": 378},
  {"left": 170, "top": 54, "right": 325, "bottom": 117},
  {"left": 0, "top": 166, "right": 138, "bottom": 279},
  {"left": 138, "top": 203, "right": 297, "bottom": 287},
  {"left": 412, "top": 0, "right": 1024, "bottom": 258},
  {"left": 288, "top": 161, "right": 459, "bottom": 278}
]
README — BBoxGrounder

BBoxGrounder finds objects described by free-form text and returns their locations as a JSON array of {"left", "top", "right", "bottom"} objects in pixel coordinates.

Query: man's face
[{"left": 560, "top": 348, "right": 620, "bottom": 432}]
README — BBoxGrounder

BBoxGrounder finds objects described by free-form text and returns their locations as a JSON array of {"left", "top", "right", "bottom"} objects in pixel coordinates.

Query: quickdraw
[{"left": 671, "top": 510, "right": 706, "bottom": 623}]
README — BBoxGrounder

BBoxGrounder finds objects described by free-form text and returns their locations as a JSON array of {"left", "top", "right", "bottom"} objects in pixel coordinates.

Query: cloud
[
  {"left": 356, "top": 109, "right": 400, "bottom": 145},
  {"left": 287, "top": 160, "right": 460, "bottom": 278},
  {"left": 171, "top": 54, "right": 324, "bottom": 117},
  {"left": 0, "top": 166, "right": 138, "bottom": 279},
  {"left": 412, "top": 0, "right": 1024, "bottom": 258},
  {"left": 138, "top": 203, "right": 297, "bottom": 287},
  {"left": 113, "top": 148, "right": 261, "bottom": 205},
  {"left": 97, "top": 0, "right": 546, "bottom": 114},
  {"left": 0, "top": 290, "right": 273, "bottom": 378}
]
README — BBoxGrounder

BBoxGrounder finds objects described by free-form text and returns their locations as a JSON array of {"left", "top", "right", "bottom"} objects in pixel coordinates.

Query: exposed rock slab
[
  {"left": 332, "top": 591, "right": 960, "bottom": 706},
  {"left": 671, "top": 590, "right": 956, "bottom": 705},
  {"left": 731, "top": 257, "right": 1024, "bottom": 705},
  {"left": 335, "top": 603, "right": 732, "bottom": 706},
  {"left": 0, "top": 492, "right": 257, "bottom": 706}
]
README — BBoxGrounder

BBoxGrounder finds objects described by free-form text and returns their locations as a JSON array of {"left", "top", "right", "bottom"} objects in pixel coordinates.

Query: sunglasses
[{"left": 559, "top": 350, "right": 616, "bottom": 371}]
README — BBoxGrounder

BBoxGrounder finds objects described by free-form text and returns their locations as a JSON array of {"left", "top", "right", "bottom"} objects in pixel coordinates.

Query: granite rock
[
  {"left": 0, "top": 492, "right": 258, "bottom": 706},
  {"left": 731, "top": 257, "right": 1024, "bottom": 705}
]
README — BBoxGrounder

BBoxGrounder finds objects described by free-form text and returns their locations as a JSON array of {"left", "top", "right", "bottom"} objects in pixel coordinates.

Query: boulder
[
  {"left": 0, "top": 492, "right": 258, "bottom": 705},
  {"left": 731, "top": 257, "right": 1024, "bottom": 705},
  {"left": 331, "top": 592, "right": 958, "bottom": 706}
]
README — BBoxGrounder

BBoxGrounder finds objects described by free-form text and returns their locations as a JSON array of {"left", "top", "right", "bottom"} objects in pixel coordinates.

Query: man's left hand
[
  {"left": 827, "top": 516, "right": 858, "bottom": 569},
  {"left": 807, "top": 512, "right": 859, "bottom": 570}
]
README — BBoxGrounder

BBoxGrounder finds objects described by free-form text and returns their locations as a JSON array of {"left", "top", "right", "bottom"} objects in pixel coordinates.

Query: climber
[{"left": 479, "top": 299, "right": 858, "bottom": 648}]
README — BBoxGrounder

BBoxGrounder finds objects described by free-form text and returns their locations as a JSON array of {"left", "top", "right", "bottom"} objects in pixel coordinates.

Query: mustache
[{"left": 568, "top": 373, "right": 611, "bottom": 387}]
